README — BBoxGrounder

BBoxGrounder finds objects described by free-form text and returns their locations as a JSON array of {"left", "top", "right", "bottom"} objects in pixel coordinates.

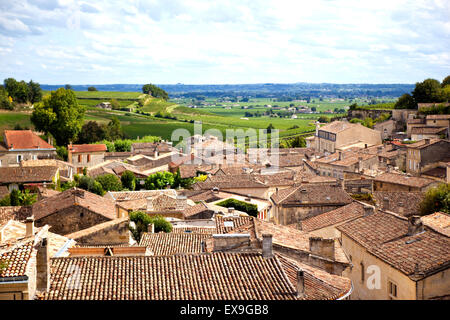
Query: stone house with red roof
[
  {"left": 68, "top": 144, "right": 107, "bottom": 174},
  {"left": 337, "top": 211, "right": 450, "bottom": 300},
  {"left": 0, "top": 130, "right": 56, "bottom": 167}
]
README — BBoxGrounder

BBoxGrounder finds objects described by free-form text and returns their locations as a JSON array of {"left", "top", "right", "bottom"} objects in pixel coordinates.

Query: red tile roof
[
  {"left": 68, "top": 144, "right": 107, "bottom": 153},
  {"left": 301, "top": 202, "right": 365, "bottom": 232},
  {"left": 0, "top": 166, "right": 58, "bottom": 183},
  {"left": 42, "top": 252, "right": 300, "bottom": 300},
  {"left": 0, "top": 240, "right": 34, "bottom": 279},
  {"left": 337, "top": 212, "right": 450, "bottom": 279},
  {"left": 139, "top": 232, "right": 211, "bottom": 255},
  {"left": 32, "top": 188, "right": 117, "bottom": 221},
  {"left": 3, "top": 130, "right": 55, "bottom": 150}
]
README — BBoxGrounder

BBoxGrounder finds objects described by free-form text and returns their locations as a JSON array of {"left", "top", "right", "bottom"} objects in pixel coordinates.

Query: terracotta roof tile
[
  {"left": 32, "top": 188, "right": 117, "bottom": 221},
  {"left": 0, "top": 240, "right": 33, "bottom": 278},
  {"left": 301, "top": 202, "right": 365, "bottom": 232},
  {"left": 4, "top": 130, "right": 55, "bottom": 150},
  {"left": 0, "top": 166, "right": 58, "bottom": 183},
  {"left": 68, "top": 144, "right": 107, "bottom": 153},
  {"left": 139, "top": 232, "right": 211, "bottom": 255},
  {"left": 372, "top": 191, "right": 425, "bottom": 217},
  {"left": 374, "top": 172, "right": 437, "bottom": 188},
  {"left": 270, "top": 184, "right": 352, "bottom": 206},
  {"left": 337, "top": 212, "right": 450, "bottom": 278}
]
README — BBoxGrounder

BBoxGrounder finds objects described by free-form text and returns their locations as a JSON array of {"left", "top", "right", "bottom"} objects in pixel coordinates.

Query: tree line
[
  {"left": 394, "top": 75, "right": 450, "bottom": 109},
  {"left": 0, "top": 78, "right": 43, "bottom": 109}
]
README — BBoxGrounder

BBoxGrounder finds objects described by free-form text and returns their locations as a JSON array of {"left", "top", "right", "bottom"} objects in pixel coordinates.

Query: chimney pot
[
  {"left": 36, "top": 237, "right": 50, "bottom": 292},
  {"left": 363, "top": 205, "right": 375, "bottom": 216},
  {"left": 407, "top": 215, "right": 424, "bottom": 236},
  {"left": 296, "top": 269, "right": 305, "bottom": 298},
  {"left": 262, "top": 234, "right": 273, "bottom": 258},
  {"left": 25, "top": 216, "right": 34, "bottom": 237},
  {"left": 383, "top": 197, "right": 389, "bottom": 210}
]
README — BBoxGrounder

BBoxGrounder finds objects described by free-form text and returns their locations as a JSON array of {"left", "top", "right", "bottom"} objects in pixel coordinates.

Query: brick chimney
[
  {"left": 36, "top": 237, "right": 50, "bottom": 292},
  {"left": 296, "top": 269, "right": 305, "bottom": 298},
  {"left": 407, "top": 216, "right": 424, "bottom": 236},
  {"left": 262, "top": 234, "right": 273, "bottom": 258},
  {"left": 383, "top": 197, "right": 389, "bottom": 210},
  {"left": 25, "top": 216, "right": 34, "bottom": 237},
  {"left": 309, "top": 237, "right": 335, "bottom": 260}
]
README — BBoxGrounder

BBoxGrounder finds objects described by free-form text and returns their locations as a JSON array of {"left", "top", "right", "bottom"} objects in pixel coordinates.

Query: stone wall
[{"left": 35, "top": 206, "right": 111, "bottom": 235}]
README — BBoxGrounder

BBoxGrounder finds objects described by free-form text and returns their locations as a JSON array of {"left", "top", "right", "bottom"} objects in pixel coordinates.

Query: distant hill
[{"left": 41, "top": 82, "right": 415, "bottom": 99}]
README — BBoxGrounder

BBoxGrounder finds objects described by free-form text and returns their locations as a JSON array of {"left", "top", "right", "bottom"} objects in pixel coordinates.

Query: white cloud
[{"left": 0, "top": 0, "right": 449, "bottom": 84}]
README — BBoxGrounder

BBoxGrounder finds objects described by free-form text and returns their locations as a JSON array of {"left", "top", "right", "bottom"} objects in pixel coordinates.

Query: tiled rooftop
[
  {"left": 374, "top": 172, "right": 436, "bottom": 188},
  {"left": 0, "top": 240, "right": 34, "bottom": 278},
  {"left": 3, "top": 130, "right": 55, "bottom": 150},
  {"left": 69, "top": 144, "right": 107, "bottom": 153},
  {"left": 337, "top": 212, "right": 450, "bottom": 279},
  {"left": 270, "top": 184, "right": 352, "bottom": 206},
  {"left": 301, "top": 202, "right": 365, "bottom": 232},
  {"left": 32, "top": 188, "right": 117, "bottom": 221},
  {"left": 139, "top": 232, "right": 211, "bottom": 255},
  {"left": 0, "top": 166, "right": 58, "bottom": 183},
  {"left": 372, "top": 191, "right": 425, "bottom": 217},
  {"left": 42, "top": 252, "right": 300, "bottom": 300}
]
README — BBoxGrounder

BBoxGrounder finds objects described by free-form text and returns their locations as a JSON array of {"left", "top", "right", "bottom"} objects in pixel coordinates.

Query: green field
[{"left": 3, "top": 92, "right": 392, "bottom": 143}]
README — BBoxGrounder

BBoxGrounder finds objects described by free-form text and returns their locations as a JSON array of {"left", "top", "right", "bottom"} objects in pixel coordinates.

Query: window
[
  {"left": 17, "top": 154, "right": 23, "bottom": 163},
  {"left": 78, "top": 154, "right": 82, "bottom": 162},
  {"left": 360, "top": 262, "right": 365, "bottom": 282},
  {"left": 388, "top": 280, "right": 398, "bottom": 299},
  {"left": 87, "top": 154, "right": 91, "bottom": 162}
]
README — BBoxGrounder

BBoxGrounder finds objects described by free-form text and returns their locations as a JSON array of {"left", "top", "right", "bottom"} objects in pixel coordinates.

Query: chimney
[
  {"left": 338, "top": 177, "right": 345, "bottom": 190},
  {"left": 36, "top": 237, "right": 50, "bottom": 292},
  {"left": 309, "top": 237, "right": 335, "bottom": 260},
  {"left": 363, "top": 205, "right": 375, "bottom": 216},
  {"left": 262, "top": 234, "right": 273, "bottom": 258},
  {"left": 315, "top": 121, "right": 320, "bottom": 136},
  {"left": 297, "top": 220, "right": 302, "bottom": 230},
  {"left": 245, "top": 194, "right": 251, "bottom": 202},
  {"left": 148, "top": 223, "right": 154, "bottom": 234},
  {"left": 296, "top": 269, "right": 305, "bottom": 298},
  {"left": 338, "top": 151, "right": 342, "bottom": 161},
  {"left": 407, "top": 216, "right": 424, "bottom": 236},
  {"left": 25, "top": 216, "right": 34, "bottom": 237},
  {"left": 212, "top": 187, "right": 219, "bottom": 194},
  {"left": 383, "top": 197, "right": 389, "bottom": 210},
  {"left": 398, "top": 202, "right": 404, "bottom": 215},
  {"left": 228, "top": 207, "right": 235, "bottom": 215},
  {"left": 377, "top": 146, "right": 383, "bottom": 153}
]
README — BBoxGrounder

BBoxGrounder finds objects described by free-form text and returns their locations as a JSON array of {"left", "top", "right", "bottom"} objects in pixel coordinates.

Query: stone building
[
  {"left": 68, "top": 144, "right": 107, "bottom": 174},
  {"left": 32, "top": 188, "right": 128, "bottom": 235},
  {"left": 311, "top": 121, "right": 382, "bottom": 154},
  {"left": 337, "top": 211, "right": 450, "bottom": 300},
  {"left": 270, "top": 184, "right": 353, "bottom": 226},
  {"left": 405, "top": 139, "right": 450, "bottom": 175},
  {"left": 373, "top": 172, "right": 440, "bottom": 192},
  {"left": 0, "top": 130, "right": 56, "bottom": 167}
]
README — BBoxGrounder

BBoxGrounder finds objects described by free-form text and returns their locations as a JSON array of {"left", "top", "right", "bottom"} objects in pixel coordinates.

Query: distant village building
[
  {"left": 95, "top": 102, "right": 112, "bottom": 110},
  {"left": 405, "top": 139, "right": 450, "bottom": 176}
]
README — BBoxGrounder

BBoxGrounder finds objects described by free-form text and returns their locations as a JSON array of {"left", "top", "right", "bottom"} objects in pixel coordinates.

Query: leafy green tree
[
  {"left": 419, "top": 183, "right": 450, "bottom": 215},
  {"left": 317, "top": 116, "right": 329, "bottom": 123},
  {"left": 27, "top": 80, "right": 42, "bottom": 104},
  {"left": 15, "top": 81, "right": 29, "bottom": 103},
  {"left": 441, "top": 75, "right": 450, "bottom": 88},
  {"left": 65, "top": 84, "right": 73, "bottom": 90},
  {"left": 216, "top": 198, "right": 258, "bottom": 217},
  {"left": 77, "top": 175, "right": 104, "bottom": 195},
  {"left": 87, "top": 86, "right": 97, "bottom": 91},
  {"left": 129, "top": 211, "right": 172, "bottom": 242},
  {"left": 90, "top": 181, "right": 105, "bottom": 196},
  {"left": 31, "top": 88, "right": 85, "bottom": 146},
  {"left": 77, "top": 121, "right": 107, "bottom": 144},
  {"left": 110, "top": 99, "right": 121, "bottom": 110},
  {"left": 142, "top": 84, "right": 169, "bottom": 100},
  {"left": 266, "top": 123, "right": 275, "bottom": 133},
  {"left": 121, "top": 170, "right": 136, "bottom": 191},
  {"left": 95, "top": 174, "right": 122, "bottom": 192},
  {"left": 106, "top": 116, "right": 124, "bottom": 141},
  {"left": 395, "top": 93, "right": 417, "bottom": 109},
  {"left": 10, "top": 189, "right": 21, "bottom": 206},
  {"left": 145, "top": 171, "right": 175, "bottom": 190},
  {"left": 4, "top": 78, "right": 18, "bottom": 99},
  {"left": 0, "top": 86, "right": 13, "bottom": 110},
  {"left": 412, "top": 79, "right": 445, "bottom": 103},
  {"left": 18, "top": 189, "right": 37, "bottom": 205}
]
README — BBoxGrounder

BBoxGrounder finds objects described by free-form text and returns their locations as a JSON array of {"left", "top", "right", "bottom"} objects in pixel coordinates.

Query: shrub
[
  {"left": 121, "top": 170, "right": 136, "bottom": 191},
  {"left": 216, "top": 198, "right": 258, "bottom": 217},
  {"left": 129, "top": 211, "right": 172, "bottom": 242},
  {"left": 419, "top": 183, "right": 450, "bottom": 215},
  {"left": 95, "top": 174, "right": 122, "bottom": 192}
]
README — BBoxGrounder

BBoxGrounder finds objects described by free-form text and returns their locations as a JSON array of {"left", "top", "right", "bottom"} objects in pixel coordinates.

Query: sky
[{"left": 0, "top": 0, "right": 449, "bottom": 85}]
